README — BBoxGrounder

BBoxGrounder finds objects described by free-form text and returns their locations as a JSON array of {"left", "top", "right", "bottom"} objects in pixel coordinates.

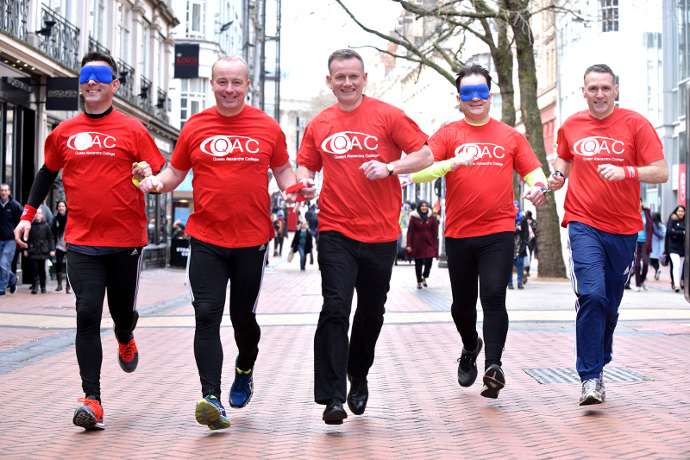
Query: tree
[{"left": 335, "top": 0, "right": 570, "bottom": 278}]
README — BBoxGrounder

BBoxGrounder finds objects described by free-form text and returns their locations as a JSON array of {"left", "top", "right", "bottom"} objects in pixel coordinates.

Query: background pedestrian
[
  {"left": 24, "top": 208, "right": 55, "bottom": 294},
  {"left": 509, "top": 201, "right": 529, "bottom": 289},
  {"left": 0, "top": 183, "right": 21, "bottom": 295},
  {"left": 51, "top": 200, "right": 70, "bottom": 293},
  {"left": 406, "top": 200, "right": 438, "bottom": 289},
  {"left": 666, "top": 205, "right": 686, "bottom": 292},
  {"left": 650, "top": 212, "right": 666, "bottom": 280},
  {"left": 290, "top": 220, "right": 313, "bottom": 271}
]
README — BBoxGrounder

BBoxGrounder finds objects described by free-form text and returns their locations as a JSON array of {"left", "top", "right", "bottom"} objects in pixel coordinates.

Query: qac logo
[
  {"left": 321, "top": 131, "right": 378, "bottom": 154},
  {"left": 455, "top": 143, "right": 505, "bottom": 159},
  {"left": 573, "top": 137, "right": 625, "bottom": 157},
  {"left": 67, "top": 132, "right": 116, "bottom": 150},
  {"left": 200, "top": 135, "right": 259, "bottom": 156}
]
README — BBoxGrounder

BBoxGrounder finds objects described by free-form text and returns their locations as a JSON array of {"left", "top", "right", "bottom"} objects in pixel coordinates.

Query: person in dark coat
[
  {"left": 406, "top": 200, "right": 439, "bottom": 289},
  {"left": 632, "top": 198, "right": 654, "bottom": 291},
  {"left": 273, "top": 211, "right": 286, "bottom": 256},
  {"left": 24, "top": 208, "right": 55, "bottom": 294},
  {"left": 666, "top": 205, "right": 686, "bottom": 292},
  {"left": 51, "top": 200, "right": 70, "bottom": 293},
  {"left": 509, "top": 201, "right": 529, "bottom": 289},
  {"left": 291, "top": 220, "right": 314, "bottom": 271}
]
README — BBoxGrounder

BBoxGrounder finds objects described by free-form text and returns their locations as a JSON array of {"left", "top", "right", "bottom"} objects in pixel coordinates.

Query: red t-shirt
[
  {"left": 428, "top": 118, "right": 542, "bottom": 238},
  {"left": 44, "top": 110, "right": 166, "bottom": 247},
  {"left": 297, "top": 96, "right": 428, "bottom": 243},
  {"left": 556, "top": 107, "right": 664, "bottom": 234},
  {"left": 171, "top": 105, "right": 289, "bottom": 248}
]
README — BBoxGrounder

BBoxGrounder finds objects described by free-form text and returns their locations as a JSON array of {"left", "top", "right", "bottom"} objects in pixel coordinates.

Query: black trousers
[
  {"left": 31, "top": 259, "right": 47, "bottom": 286},
  {"left": 68, "top": 248, "right": 143, "bottom": 400},
  {"left": 314, "top": 231, "right": 396, "bottom": 404},
  {"left": 415, "top": 257, "right": 433, "bottom": 283},
  {"left": 188, "top": 238, "right": 267, "bottom": 398},
  {"left": 445, "top": 232, "right": 513, "bottom": 369},
  {"left": 55, "top": 248, "right": 67, "bottom": 273}
]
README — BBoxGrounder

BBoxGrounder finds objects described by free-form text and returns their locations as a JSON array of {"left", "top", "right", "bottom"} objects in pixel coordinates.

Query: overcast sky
[{"left": 280, "top": 0, "right": 402, "bottom": 98}]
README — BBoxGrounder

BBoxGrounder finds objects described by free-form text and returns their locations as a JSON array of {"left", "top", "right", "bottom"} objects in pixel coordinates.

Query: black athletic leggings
[
  {"left": 188, "top": 238, "right": 268, "bottom": 398},
  {"left": 68, "top": 248, "right": 143, "bottom": 400},
  {"left": 445, "top": 232, "right": 513, "bottom": 369}
]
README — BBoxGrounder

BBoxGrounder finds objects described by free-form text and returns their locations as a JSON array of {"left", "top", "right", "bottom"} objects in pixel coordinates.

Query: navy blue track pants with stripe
[{"left": 568, "top": 222, "right": 636, "bottom": 381}]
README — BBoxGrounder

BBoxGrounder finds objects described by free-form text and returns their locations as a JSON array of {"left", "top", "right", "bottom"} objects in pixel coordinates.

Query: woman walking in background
[
  {"left": 406, "top": 200, "right": 438, "bottom": 289},
  {"left": 666, "top": 205, "right": 686, "bottom": 292},
  {"left": 25, "top": 208, "right": 55, "bottom": 294},
  {"left": 649, "top": 212, "right": 666, "bottom": 281},
  {"left": 290, "top": 220, "right": 313, "bottom": 271},
  {"left": 51, "top": 200, "right": 70, "bottom": 293}
]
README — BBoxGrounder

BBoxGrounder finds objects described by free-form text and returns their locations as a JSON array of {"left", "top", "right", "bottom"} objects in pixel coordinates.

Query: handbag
[
  {"left": 309, "top": 252, "right": 314, "bottom": 265},
  {"left": 660, "top": 252, "right": 669, "bottom": 267},
  {"left": 287, "top": 249, "right": 295, "bottom": 263}
]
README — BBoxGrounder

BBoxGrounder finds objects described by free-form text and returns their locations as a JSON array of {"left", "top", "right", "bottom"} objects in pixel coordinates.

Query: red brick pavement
[{"left": 1, "top": 256, "right": 689, "bottom": 459}]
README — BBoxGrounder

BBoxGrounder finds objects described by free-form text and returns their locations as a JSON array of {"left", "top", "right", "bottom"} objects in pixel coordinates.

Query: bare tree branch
[{"left": 334, "top": 0, "right": 457, "bottom": 85}]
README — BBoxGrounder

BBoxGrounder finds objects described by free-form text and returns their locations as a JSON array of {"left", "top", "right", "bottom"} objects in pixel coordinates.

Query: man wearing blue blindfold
[
  {"left": 14, "top": 52, "right": 165, "bottom": 431},
  {"left": 412, "top": 64, "right": 549, "bottom": 401}
]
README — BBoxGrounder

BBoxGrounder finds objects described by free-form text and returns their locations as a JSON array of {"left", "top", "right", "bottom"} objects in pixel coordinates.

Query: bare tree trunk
[{"left": 506, "top": 0, "right": 566, "bottom": 278}]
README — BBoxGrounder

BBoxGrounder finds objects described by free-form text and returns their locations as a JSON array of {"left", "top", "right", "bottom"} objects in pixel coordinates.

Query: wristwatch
[{"left": 386, "top": 163, "right": 395, "bottom": 176}]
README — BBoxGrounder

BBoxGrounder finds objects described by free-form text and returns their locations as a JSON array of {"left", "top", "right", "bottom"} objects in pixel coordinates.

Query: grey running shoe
[
  {"left": 457, "top": 337, "right": 483, "bottom": 387},
  {"left": 480, "top": 364, "right": 505, "bottom": 399},
  {"left": 598, "top": 371, "right": 606, "bottom": 402},
  {"left": 579, "top": 378, "right": 604, "bottom": 406}
]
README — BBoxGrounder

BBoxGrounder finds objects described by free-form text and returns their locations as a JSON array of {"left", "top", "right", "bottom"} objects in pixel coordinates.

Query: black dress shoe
[
  {"left": 323, "top": 398, "right": 347, "bottom": 425},
  {"left": 347, "top": 375, "right": 368, "bottom": 415}
]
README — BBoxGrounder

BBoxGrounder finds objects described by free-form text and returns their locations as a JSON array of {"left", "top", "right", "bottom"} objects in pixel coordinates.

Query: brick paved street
[{"left": 1, "top": 253, "right": 689, "bottom": 459}]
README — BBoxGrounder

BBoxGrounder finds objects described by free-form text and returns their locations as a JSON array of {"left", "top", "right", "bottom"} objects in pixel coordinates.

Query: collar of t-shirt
[
  {"left": 84, "top": 106, "right": 113, "bottom": 119},
  {"left": 465, "top": 119, "right": 490, "bottom": 127}
]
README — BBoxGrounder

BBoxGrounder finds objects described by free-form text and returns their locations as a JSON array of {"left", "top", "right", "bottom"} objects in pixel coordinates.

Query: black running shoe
[
  {"left": 480, "top": 364, "right": 505, "bottom": 399},
  {"left": 457, "top": 337, "right": 483, "bottom": 387}
]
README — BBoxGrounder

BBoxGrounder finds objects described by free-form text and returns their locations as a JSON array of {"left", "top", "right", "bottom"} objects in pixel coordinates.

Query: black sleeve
[{"left": 26, "top": 164, "right": 60, "bottom": 209}]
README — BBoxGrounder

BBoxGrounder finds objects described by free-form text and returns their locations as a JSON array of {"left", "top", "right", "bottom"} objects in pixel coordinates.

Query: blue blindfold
[
  {"left": 79, "top": 66, "right": 115, "bottom": 84},
  {"left": 459, "top": 84, "right": 490, "bottom": 102}
]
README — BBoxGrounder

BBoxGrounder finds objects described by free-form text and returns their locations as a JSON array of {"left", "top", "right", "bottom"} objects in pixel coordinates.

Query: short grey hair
[
  {"left": 328, "top": 49, "right": 364, "bottom": 73},
  {"left": 583, "top": 64, "right": 615, "bottom": 83},
  {"left": 212, "top": 55, "right": 249, "bottom": 80}
]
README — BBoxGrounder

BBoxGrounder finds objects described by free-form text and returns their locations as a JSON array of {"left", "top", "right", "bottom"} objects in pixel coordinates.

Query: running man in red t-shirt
[
  {"left": 295, "top": 49, "right": 433, "bottom": 425},
  {"left": 548, "top": 64, "right": 668, "bottom": 406},
  {"left": 14, "top": 52, "right": 167, "bottom": 431},
  {"left": 412, "top": 64, "right": 548, "bottom": 400},
  {"left": 136, "top": 55, "right": 313, "bottom": 430}
]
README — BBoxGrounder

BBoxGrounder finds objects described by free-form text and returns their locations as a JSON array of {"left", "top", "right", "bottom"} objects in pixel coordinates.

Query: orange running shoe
[
  {"left": 73, "top": 396, "right": 105, "bottom": 430},
  {"left": 117, "top": 337, "right": 139, "bottom": 373}
]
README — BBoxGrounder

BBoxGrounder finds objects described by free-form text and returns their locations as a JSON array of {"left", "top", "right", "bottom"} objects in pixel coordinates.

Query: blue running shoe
[
  {"left": 195, "top": 395, "right": 231, "bottom": 430},
  {"left": 229, "top": 365, "right": 254, "bottom": 409}
]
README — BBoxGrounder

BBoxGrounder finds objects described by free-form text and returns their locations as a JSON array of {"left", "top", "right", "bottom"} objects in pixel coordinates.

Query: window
[
  {"left": 90, "top": 0, "right": 105, "bottom": 43},
  {"left": 600, "top": 0, "right": 618, "bottom": 33},
  {"left": 117, "top": 2, "right": 130, "bottom": 64},
  {"left": 180, "top": 78, "right": 206, "bottom": 128},
  {"left": 187, "top": 1, "right": 205, "bottom": 37}
]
